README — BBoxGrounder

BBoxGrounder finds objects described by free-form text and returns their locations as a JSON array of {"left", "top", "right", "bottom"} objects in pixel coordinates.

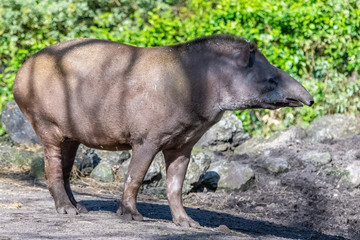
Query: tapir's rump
[{"left": 13, "top": 35, "right": 313, "bottom": 227}]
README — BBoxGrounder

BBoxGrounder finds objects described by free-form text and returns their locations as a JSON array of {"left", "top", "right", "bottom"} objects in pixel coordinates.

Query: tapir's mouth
[
  {"left": 285, "top": 98, "right": 304, "bottom": 107},
  {"left": 261, "top": 98, "right": 308, "bottom": 110},
  {"left": 286, "top": 97, "right": 314, "bottom": 107},
  {"left": 252, "top": 97, "right": 314, "bottom": 110}
]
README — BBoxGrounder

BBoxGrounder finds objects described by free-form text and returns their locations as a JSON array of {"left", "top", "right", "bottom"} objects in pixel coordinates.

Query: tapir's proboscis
[{"left": 13, "top": 35, "right": 314, "bottom": 227}]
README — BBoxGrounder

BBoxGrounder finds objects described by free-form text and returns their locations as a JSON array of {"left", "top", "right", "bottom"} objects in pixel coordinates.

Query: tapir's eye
[
  {"left": 268, "top": 78, "right": 278, "bottom": 89},
  {"left": 269, "top": 78, "right": 277, "bottom": 85}
]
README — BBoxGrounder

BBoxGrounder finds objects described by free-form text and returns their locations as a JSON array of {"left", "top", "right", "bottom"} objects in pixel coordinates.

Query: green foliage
[{"left": 0, "top": 0, "right": 359, "bottom": 136}]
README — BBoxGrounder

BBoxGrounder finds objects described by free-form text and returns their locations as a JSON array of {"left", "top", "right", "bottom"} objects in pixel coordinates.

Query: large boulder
[
  {"left": 235, "top": 126, "right": 306, "bottom": 157},
  {"left": 90, "top": 163, "right": 114, "bottom": 182},
  {"left": 203, "top": 159, "right": 255, "bottom": 191},
  {"left": 183, "top": 147, "right": 213, "bottom": 193},
  {"left": 306, "top": 114, "right": 360, "bottom": 142},
  {"left": 1, "top": 101, "right": 40, "bottom": 145},
  {"left": 196, "top": 111, "right": 249, "bottom": 152}
]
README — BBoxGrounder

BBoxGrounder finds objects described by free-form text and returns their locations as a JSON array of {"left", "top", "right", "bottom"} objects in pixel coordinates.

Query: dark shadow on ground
[{"left": 78, "top": 199, "right": 348, "bottom": 240}]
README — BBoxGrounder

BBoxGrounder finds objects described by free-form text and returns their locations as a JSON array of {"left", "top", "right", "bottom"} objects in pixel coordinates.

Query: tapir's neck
[{"left": 174, "top": 46, "right": 225, "bottom": 124}]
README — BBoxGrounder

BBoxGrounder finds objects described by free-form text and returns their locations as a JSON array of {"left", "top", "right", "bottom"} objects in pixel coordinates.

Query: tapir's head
[{"left": 209, "top": 36, "right": 314, "bottom": 110}]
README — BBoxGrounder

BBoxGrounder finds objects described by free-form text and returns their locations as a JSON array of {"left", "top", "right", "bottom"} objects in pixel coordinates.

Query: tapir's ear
[{"left": 235, "top": 42, "right": 256, "bottom": 68}]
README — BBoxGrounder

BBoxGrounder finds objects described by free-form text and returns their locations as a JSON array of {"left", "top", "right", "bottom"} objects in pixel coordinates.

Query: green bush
[{"left": 1, "top": 0, "right": 359, "bottom": 136}]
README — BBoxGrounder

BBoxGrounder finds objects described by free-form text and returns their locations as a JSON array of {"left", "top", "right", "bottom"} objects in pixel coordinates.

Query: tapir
[{"left": 13, "top": 35, "right": 314, "bottom": 227}]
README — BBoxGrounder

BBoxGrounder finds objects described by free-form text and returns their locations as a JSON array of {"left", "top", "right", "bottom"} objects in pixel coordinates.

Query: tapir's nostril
[{"left": 308, "top": 99, "right": 314, "bottom": 106}]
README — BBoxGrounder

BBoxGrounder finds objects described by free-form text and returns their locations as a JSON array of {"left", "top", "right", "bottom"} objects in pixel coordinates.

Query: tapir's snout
[
  {"left": 281, "top": 70, "right": 314, "bottom": 108},
  {"left": 285, "top": 91, "right": 314, "bottom": 107},
  {"left": 300, "top": 95, "right": 314, "bottom": 107}
]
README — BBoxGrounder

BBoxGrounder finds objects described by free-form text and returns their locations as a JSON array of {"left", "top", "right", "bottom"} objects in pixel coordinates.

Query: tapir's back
[{"left": 13, "top": 38, "right": 191, "bottom": 148}]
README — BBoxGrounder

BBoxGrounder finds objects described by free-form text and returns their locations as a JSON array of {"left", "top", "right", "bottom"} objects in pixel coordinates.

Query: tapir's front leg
[
  {"left": 118, "top": 142, "right": 159, "bottom": 221},
  {"left": 163, "top": 146, "right": 201, "bottom": 228}
]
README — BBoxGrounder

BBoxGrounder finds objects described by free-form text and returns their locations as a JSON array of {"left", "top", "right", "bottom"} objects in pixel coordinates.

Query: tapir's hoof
[
  {"left": 117, "top": 208, "right": 144, "bottom": 221},
  {"left": 174, "top": 217, "right": 201, "bottom": 228},
  {"left": 120, "top": 213, "right": 144, "bottom": 221},
  {"left": 56, "top": 202, "right": 79, "bottom": 215},
  {"left": 76, "top": 203, "right": 88, "bottom": 213}
]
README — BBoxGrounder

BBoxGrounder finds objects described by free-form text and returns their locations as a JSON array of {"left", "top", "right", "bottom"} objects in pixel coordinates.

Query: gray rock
[
  {"left": 344, "top": 161, "right": 360, "bottom": 188},
  {"left": 75, "top": 145, "right": 132, "bottom": 181},
  {"left": 0, "top": 143, "right": 43, "bottom": 167},
  {"left": 266, "top": 126, "right": 306, "bottom": 147},
  {"left": 344, "top": 149, "right": 360, "bottom": 161},
  {"left": 74, "top": 145, "right": 101, "bottom": 175},
  {"left": 183, "top": 147, "right": 213, "bottom": 193},
  {"left": 144, "top": 152, "right": 165, "bottom": 182},
  {"left": 121, "top": 158, "right": 131, "bottom": 179},
  {"left": 306, "top": 114, "right": 360, "bottom": 142},
  {"left": 234, "top": 136, "right": 265, "bottom": 157},
  {"left": 93, "top": 149, "right": 131, "bottom": 166},
  {"left": 206, "top": 160, "right": 254, "bottom": 191},
  {"left": 74, "top": 145, "right": 131, "bottom": 178},
  {"left": 263, "top": 157, "right": 290, "bottom": 174},
  {"left": 235, "top": 126, "right": 305, "bottom": 156},
  {"left": 90, "top": 164, "right": 114, "bottom": 182},
  {"left": 0, "top": 101, "right": 40, "bottom": 145},
  {"left": 30, "top": 157, "right": 45, "bottom": 179},
  {"left": 139, "top": 153, "right": 166, "bottom": 195},
  {"left": 0, "top": 138, "right": 45, "bottom": 179},
  {"left": 300, "top": 151, "right": 332, "bottom": 166},
  {"left": 196, "top": 111, "right": 249, "bottom": 152}
]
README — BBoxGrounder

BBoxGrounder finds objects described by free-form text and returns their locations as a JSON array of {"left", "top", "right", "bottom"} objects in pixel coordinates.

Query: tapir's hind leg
[
  {"left": 42, "top": 142, "right": 78, "bottom": 214},
  {"left": 61, "top": 140, "right": 87, "bottom": 213},
  {"left": 117, "top": 142, "right": 158, "bottom": 220},
  {"left": 39, "top": 124, "right": 82, "bottom": 215},
  {"left": 163, "top": 146, "right": 201, "bottom": 228}
]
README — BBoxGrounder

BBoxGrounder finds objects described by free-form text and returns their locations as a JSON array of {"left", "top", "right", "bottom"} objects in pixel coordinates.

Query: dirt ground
[
  {"left": 0, "top": 173, "right": 345, "bottom": 240},
  {"left": 1, "top": 135, "right": 360, "bottom": 240}
]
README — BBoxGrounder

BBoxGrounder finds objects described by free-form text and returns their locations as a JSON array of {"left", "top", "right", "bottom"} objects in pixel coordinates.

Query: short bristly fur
[{"left": 13, "top": 35, "right": 313, "bottom": 227}]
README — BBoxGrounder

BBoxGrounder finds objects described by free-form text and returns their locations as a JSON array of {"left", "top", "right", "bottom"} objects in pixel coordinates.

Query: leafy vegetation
[{"left": 0, "top": 0, "right": 359, "bottom": 136}]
